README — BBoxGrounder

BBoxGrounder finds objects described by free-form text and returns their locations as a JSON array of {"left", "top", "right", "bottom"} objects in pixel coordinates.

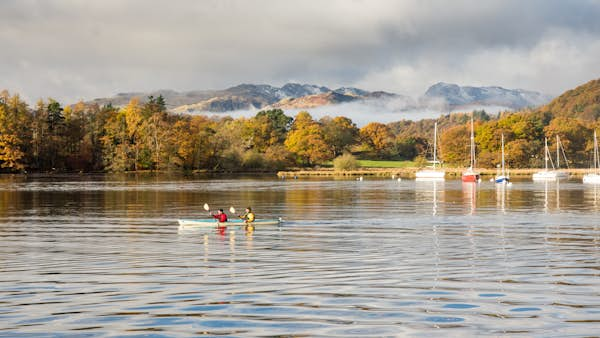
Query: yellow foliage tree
[
  {"left": 321, "top": 116, "right": 359, "bottom": 157},
  {"left": 284, "top": 111, "right": 331, "bottom": 165},
  {"left": 0, "top": 93, "right": 31, "bottom": 171}
]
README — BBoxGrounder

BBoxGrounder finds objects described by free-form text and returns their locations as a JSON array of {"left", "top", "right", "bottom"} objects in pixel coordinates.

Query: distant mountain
[
  {"left": 88, "top": 83, "right": 401, "bottom": 113},
  {"left": 87, "top": 82, "right": 550, "bottom": 114},
  {"left": 423, "top": 82, "right": 552, "bottom": 110},
  {"left": 271, "top": 91, "right": 358, "bottom": 109}
]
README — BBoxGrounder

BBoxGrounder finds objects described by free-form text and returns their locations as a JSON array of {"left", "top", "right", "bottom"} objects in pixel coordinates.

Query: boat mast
[
  {"left": 433, "top": 122, "right": 438, "bottom": 170},
  {"left": 501, "top": 133, "right": 505, "bottom": 176},
  {"left": 594, "top": 130, "right": 598, "bottom": 174},
  {"left": 470, "top": 116, "right": 475, "bottom": 169},
  {"left": 544, "top": 137, "right": 549, "bottom": 171},
  {"left": 556, "top": 135, "right": 560, "bottom": 169}
]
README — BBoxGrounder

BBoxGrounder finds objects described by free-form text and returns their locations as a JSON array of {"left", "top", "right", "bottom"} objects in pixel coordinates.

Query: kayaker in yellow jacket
[{"left": 240, "top": 207, "right": 255, "bottom": 224}]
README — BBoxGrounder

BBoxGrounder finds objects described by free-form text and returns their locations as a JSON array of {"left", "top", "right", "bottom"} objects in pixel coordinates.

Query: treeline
[
  {"left": 0, "top": 78, "right": 599, "bottom": 173},
  {"left": 0, "top": 90, "right": 364, "bottom": 172}
]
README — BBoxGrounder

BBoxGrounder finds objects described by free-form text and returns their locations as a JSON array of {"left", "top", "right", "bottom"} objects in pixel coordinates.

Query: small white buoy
[
  {"left": 359, "top": 176, "right": 363, "bottom": 181},
  {"left": 397, "top": 178, "right": 402, "bottom": 182}
]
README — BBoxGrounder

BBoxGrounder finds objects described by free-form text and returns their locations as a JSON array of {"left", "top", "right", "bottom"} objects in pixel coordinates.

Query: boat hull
[
  {"left": 495, "top": 175, "right": 510, "bottom": 184},
  {"left": 532, "top": 171, "right": 568, "bottom": 181},
  {"left": 178, "top": 218, "right": 281, "bottom": 227},
  {"left": 461, "top": 170, "right": 480, "bottom": 183},
  {"left": 415, "top": 170, "right": 445, "bottom": 179},
  {"left": 583, "top": 173, "right": 600, "bottom": 184}
]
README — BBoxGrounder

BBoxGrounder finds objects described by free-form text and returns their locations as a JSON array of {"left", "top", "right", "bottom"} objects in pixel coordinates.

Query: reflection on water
[{"left": 0, "top": 175, "right": 599, "bottom": 336}]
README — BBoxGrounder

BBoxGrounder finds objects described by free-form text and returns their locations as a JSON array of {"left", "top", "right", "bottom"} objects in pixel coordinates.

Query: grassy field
[{"left": 357, "top": 160, "right": 417, "bottom": 168}]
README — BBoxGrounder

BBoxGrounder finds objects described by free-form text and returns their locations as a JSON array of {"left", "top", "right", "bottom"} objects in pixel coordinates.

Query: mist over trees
[{"left": 0, "top": 79, "right": 599, "bottom": 173}]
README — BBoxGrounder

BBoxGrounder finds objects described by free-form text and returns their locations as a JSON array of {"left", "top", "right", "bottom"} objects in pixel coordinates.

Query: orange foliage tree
[{"left": 359, "top": 122, "right": 394, "bottom": 157}]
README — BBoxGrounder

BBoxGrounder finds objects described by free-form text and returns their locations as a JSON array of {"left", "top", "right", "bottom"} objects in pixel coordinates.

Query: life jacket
[{"left": 213, "top": 213, "right": 227, "bottom": 222}]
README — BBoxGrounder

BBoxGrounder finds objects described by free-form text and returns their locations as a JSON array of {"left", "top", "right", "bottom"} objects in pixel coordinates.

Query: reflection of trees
[
  {"left": 283, "top": 183, "right": 342, "bottom": 220},
  {"left": 0, "top": 191, "right": 16, "bottom": 218}
]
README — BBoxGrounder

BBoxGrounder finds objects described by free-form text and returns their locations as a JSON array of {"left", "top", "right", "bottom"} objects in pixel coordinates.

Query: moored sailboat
[
  {"left": 416, "top": 122, "right": 445, "bottom": 180},
  {"left": 462, "top": 116, "right": 480, "bottom": 183},
  {"left": 532, "top": 135, "right": 569, "bottom": 181},
  {"left": 583, "top": 130, "right": 600, "bottom": 184},
  {"left": 494, "top": 133, "right": 510, "bottom": 184}
]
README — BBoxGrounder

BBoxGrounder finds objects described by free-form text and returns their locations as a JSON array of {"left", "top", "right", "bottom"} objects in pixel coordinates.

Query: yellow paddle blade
[
  {"left": 229, "top": 206, "right": 236, "bottom": 214},
  {"left": 203, "top": 203, "right": 210, "bottom": 211}
]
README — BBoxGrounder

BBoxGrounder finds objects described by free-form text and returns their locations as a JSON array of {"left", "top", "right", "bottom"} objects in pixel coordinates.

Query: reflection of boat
[
  {"left": 415, "top": 179, "right": 443, "bottom": 215},
  {"left": 416, "top": 122, "right": 445, "bottom": 180},
  {"left": 542, "top": 180, "right": 561, "bottom": 212},
  {"left": 583, "top": 130, "right": 600, "bottom": 184},
  {"left": 495, "top": 133, "right": 510, "bottom": 184},
  {"left": 178, "top": 218, "right": 282, "bottom": 228},
  {"left": 462, "top": 116, "right": 481, "bottom": 183},
  {"left": 496, "top": 182, "right": 508, "bottom": 213},
  {"left": 533, "top": 136, "right": 569, "bottom": 181},
  {"left": 462, "top": 182, "right": 477, "bottom": 214}
]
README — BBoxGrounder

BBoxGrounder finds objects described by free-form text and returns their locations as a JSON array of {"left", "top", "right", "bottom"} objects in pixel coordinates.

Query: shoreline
[
  {"left": 0, "top": 168, "right": 593, "bottom": 178},
  {"left": 277, "top": 168, "right": 592, "bottom": 178}
]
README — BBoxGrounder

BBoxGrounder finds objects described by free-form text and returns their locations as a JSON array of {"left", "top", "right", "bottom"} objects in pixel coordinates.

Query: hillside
[
  {"left": 540, "top": 78, "right": 600, "bottom": 121},
  {"left": 271, "top": 91, "right": 359, "bottom": 109}
]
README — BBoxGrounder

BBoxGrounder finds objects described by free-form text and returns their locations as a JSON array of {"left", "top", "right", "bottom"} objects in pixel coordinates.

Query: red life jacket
[{"left": 213, "top": 213, "right": 227, "bottom": 222}]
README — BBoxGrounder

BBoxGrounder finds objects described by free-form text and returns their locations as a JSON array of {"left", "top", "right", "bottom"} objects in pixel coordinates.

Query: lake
[{"left": 0, "top": 174, "right": 599, "bottom": 336}]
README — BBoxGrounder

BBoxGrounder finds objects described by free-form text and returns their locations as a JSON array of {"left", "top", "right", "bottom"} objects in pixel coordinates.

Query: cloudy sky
[{"left": 1, "top": 0, "right": 600, "bottom": 104}]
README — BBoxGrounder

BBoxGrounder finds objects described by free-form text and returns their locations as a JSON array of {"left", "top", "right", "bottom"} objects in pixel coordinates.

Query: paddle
[
  {"left": 230, "top": 206, "right": 243, "bottom": 220},
  {"left": 204, "top": 203, "right": 212, "bottom": 218}
]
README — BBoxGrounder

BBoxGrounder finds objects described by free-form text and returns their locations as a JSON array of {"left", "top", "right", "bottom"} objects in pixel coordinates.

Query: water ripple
[{"left": 0, "top": 177, "right": 599, "bottom": 336}]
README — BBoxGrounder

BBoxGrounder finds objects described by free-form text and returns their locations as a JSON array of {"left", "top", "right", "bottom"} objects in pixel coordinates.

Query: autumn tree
[
  {"left": 101, "top": 107, "right": 131, "bottom": 171},
  {"left": 439, "top": 124, "right": 470, "bottom": 166},
  {"left": 61, "top": 101, "right": 96, "bottom": 171},
  {"left": 284, "top": 111, "right": 331, "bottom": 165},
  {"left": 544, "top": 117, "right": 592, "bottom": 167},
  {"left": 244, "top": 109, "right": 293, "bottom": 152},
  {"left": 0, "top": 92, "right": 31, "bottom": 171},
  {"left": 359, "top": 122, "right": 394, "bottom": 157},
  {"left": 320, "top": 116, "right": 359, "bottom": 157}
]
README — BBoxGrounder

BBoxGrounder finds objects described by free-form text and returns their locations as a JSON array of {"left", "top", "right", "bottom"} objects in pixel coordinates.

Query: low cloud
[{"left": 193, "top": 96, "right": 513, "bottom": 127}]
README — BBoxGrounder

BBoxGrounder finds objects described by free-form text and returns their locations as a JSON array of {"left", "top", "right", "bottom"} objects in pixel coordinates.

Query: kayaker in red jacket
[{"left": 212, "top": 209, "right": 228, "bottom": 223}]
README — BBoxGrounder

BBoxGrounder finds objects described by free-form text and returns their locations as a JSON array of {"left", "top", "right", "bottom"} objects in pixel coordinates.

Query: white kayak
[{"left": 178, "top": 218, "right": 282, "bottom": 227}]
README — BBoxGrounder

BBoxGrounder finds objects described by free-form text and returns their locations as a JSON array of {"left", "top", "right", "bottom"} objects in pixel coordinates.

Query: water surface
[{"left": 0, "top": 175, "right": 599, "bottom": 336}]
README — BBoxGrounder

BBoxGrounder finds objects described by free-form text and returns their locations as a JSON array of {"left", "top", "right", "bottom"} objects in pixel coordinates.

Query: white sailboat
[
  {"left": 461, "top": 116, "right": 480, "bottom": 183},
  {"left": 416, "top": 122, "right": 445, "bottom": 180},
  {"left": 532, "top": 135, "right": 569, "bottom": 181},
  {"left": 494, "top": 133, "right": 510, "bottom": 184},
  {"left": 583, "top": 130, "right": 600, "bottom": 184}
]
